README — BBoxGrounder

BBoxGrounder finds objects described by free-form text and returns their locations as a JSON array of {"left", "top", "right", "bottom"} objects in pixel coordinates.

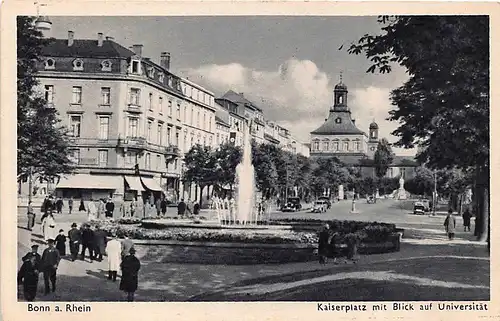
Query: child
[{"left": 55, "top": 229, "right": 67, "bottom": 256}]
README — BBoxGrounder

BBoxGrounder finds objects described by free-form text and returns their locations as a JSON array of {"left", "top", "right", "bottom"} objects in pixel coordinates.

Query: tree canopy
[
  {"left": 17, "top": 16, "right": 74, "bottom": 181},
  {"left": 373, "top": 138, "right": 394, "bottom": 178}
]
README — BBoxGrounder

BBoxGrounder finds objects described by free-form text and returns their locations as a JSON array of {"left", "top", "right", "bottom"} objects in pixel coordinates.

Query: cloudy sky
[{"left": 48, "top": 16, "right": 414, "bottom": 156}]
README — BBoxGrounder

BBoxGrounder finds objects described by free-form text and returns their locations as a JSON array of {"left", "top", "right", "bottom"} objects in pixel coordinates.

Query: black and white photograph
[{"left": 2, "top": 2, "right": 495, "bottom": 316}]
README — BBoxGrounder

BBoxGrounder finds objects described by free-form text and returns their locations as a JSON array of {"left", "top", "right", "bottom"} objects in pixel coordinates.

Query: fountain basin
[{"left": 141, "top": 218, "right": 292, "bottom": 230}]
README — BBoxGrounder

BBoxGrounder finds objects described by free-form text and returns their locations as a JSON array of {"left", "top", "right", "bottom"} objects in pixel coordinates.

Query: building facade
[
  {"left": 23, "top": 31, "right": 217, "bottom": 204},
  {"left": 310, "top": 80, "right": 417, "bottom": 178}
]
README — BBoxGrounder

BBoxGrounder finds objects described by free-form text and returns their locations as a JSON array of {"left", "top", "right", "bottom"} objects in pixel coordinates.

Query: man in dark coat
[
  {"left": 55, "top": 197, "right": 63, "bottom": 214},
  {"left": 177, "top": 199, "right": 186, "bottom": 216},
  {"left": 41, "top": 196, "right": 54, "bottom": 221},
  {"left": 68, "top": 197, "right": 74, "bottom": 214},
  {"left": 40, "top": 239, "right": 61, "bottom": 295},
  {"left": 160, "top": 198, "right": 168, "bottom": 216},
  {"left": 193, "top": 202, "right": 200, "bottom": 215},
  {"left": 318, "top": 223, "right": 332, "bottom": 264},
  {"left": 21, "top": 244, "right": 42, "bottom": 266},
  {"left": 80, "top": 224, "right": 95, "bottom": 262},
  {"left": 17, "top": 251, "right": 40, "bottom": 301},
  {"left": 105, "top": 198, "right": 115, "bottom": 218},
  {"left": 68, "top": 223, "right": 82, "bottom": 261},
  {"left": 78, "top": 199, "right": 86, "bottom": 212},
  {"left": 93, "top": 225, "right": 108, "bottom": 262},
  {"left": 462, "top": 208, "right": 472, "bottom": 232},
  {"left": 120, "top": 247, "right": 141, "bottom": 302}
]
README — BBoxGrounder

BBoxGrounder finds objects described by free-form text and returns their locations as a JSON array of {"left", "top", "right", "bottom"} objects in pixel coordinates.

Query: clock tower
[{"left": 367, "top": 120, "right": 379, "bottom": 157}]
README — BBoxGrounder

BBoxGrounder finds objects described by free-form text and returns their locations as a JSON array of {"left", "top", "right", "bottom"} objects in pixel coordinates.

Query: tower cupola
[{"left": 332, "top": 73, "right": 349, "bottom": 112}]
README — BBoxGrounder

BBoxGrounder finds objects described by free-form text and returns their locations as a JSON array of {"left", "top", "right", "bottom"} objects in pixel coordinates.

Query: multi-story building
[
  {"left": 25, "top": 30, "right": 217, "bottom": 204},
  {"left": 310, "top": 79, "right": 417, "bottom": 179},
  {"left": 214, "top": 105, "right": 231, "bottom": 146}
]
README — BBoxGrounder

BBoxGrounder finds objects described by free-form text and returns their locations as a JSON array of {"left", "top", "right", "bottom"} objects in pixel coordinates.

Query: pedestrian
[
  {"left": 462, "top": 208, "right": 472, "bottom": 232},
  {"left": 160, "top": 198, "right": 167, "bottom": 217},
  {"left": 78, "top": 198, "right": 86, "bottom": 212},
  {"left": 93, "top": 224, "right": 107, "bottom": 262},
  {"left": 105, "top": 233, "right": 122, "bottom": 282},
  {"left": 40, "top": 196, "right": 54, "bottom": 222},
  {"left": 121, "top": 236, "right": 134, "bottom": 260},
  {"left": 40, "top": 239, "right": 61, "bottom": 295},
  {"left": 186, "top": 199, "right": 193, "bottom": 215},
  {"left": 130, "top": 200, "right": 136, "bottom": 217},
  {"left": 68, "top": 223, "right": 81, "bottom": 261},
  {"left": 55, "top": 229, "right": 67, "bottom": 256},
  {"left": 17, "top": 252, "right": 40, "bottom": 301},
  {"left": 318, "top": 223, "right": 332, "bottom": 264},
  {"left": 21, "top": 244, "right": 42, "bottom": 266},
  {"left": 105, "top": 198, "right": 115, "bottom": 218},
  {"left": 27, "top": 201, "right": 35, "bottom": 231},
  {"left": 55, "top": 197, "right": 63, "bottom": 214},
  {"left": 177, "top": 199, "right": 186, "bottom": 216},
  {"left": 193, "top": 202, "right": 200, "bottom": 215},
  {"left": 80, "top": 224, "right": 95, "bottom": 262},
  {"left": 120, "top": 247, "right": 141, "bottom": 302},
  {"left": 87, "top": 198, "right": 97, "bottom": 221},
  {"left": 155, "top": 198, "right": 161, "bottom": 217},
  {"left": 444, "top": 209, "right": 457, "bottom": 240},
  {"left": 42, "top": 212, "right": 57, "bottom": 243},
  {"left": 68, "top": 197, "right": 74, "bottom": 214},
  {"left": 97, "top": 199, "right": 105, "bottom": 219}
]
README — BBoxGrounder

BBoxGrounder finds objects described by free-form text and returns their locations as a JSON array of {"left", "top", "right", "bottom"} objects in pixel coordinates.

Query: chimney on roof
[
  {"left": 132, "top": 44, "right": 143, "bottom": 57},
  {"left": 68, "top": 31, "right": 74, "bottom": 47},
  {"left": 160, "top": 52, "right": 170, "bottom": 70},
  {"left": 106, "top": 36, "right": 114, "bottom": 41},
  {"left": 97, "top": 33, "right": 103, "bottom": 47}
]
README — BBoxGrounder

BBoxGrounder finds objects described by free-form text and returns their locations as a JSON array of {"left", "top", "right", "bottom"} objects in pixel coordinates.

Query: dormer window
[
  {"left": 101, "top": 60, "right": 112, "bottom": 72},
  {"left": 158, "top": 73, "right": 164, "bottom": 83},
  {"left": 130, "top": 60, "right": 140, "bottom": 74},
  {"left": 167, "top": 76, "right": 173, "bottom": 87},
  {"left": 147, "top": 67, "right": 155, "bottom": 78},
  {"left": 45, "top": 58, "right": 55, "bottom": 70},
  {"left": 335, "top": 117, "right": 342, "bottom": 124},
  {"left": 72, "top": 58, "right": 84, "bottom": 71}
]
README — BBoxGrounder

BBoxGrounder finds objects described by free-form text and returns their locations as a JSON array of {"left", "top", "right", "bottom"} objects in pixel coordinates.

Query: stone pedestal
[{"left": 338, "top": 185, "right": 344, "bottom": 201}]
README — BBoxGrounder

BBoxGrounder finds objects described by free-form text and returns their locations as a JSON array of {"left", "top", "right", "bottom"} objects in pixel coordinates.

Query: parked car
[
  {"left": 311, "top": 200, "right": 328, "bottom": 213},
  {"left": 281, "top": 197, "right": 302, "bottom": 212},
  {"left": 317, "top": 196, "right": 332, "bottom": 209},
  {"left": 413, "top": 200, "right": 431, "bottom": 214},
  {"left": 367, "top": 195, "right": 376, "bottom": 204}
]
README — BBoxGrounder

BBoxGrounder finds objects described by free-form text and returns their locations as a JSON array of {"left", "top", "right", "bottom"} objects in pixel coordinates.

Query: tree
[
  {"left": 183, "top": 144, "right": 216, "bottom": 207},
  {"left": 373, "top": 138, "right": 394, "bottom": 179},
  {"left": 347, "top": 16, "right": 489, "bottom": 241},
  {"left": 213, "top": 143, "right": 242, "bottom": 196},
  {"left": 404, "top": 166, "right": 434, "bottom": 196},
  {"left": 311, "top": 157, "right": 350, "bottom": 198},
  {"left": 17, "top": 16, "right": 74, "bottom": 181},
  {"left": 251, "top": 142, "right": 278, "bottom": 199}
]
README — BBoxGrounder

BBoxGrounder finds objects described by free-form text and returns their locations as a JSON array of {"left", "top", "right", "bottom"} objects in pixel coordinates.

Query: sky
[{"left": 47, "top": 16, "right": 415, "bottom": 156}]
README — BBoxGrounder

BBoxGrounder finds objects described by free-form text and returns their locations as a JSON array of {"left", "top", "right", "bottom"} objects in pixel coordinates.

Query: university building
[
  {"left": 310, "top": 80, "right": 417, "bottom": 178},
  {"left": 23, "top": 31, "right": 217, "bottom": 203}
]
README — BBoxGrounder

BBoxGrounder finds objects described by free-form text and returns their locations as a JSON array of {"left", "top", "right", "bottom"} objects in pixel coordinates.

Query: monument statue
[{"left": 397, "top": 173, "right": 408, "bottom": 200}]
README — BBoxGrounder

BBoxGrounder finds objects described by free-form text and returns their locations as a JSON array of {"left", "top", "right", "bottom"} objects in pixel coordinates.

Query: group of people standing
[
  {"left": 18, "top": 222, "right": 142, "bottom": 302},
  {"left": 176, "top": 199, "right": 200, "bottom": 216}
]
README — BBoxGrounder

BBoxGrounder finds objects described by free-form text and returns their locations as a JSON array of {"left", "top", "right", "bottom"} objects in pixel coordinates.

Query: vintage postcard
[{"left": 1, "top": 1, "right": 498, "bottom": 320}]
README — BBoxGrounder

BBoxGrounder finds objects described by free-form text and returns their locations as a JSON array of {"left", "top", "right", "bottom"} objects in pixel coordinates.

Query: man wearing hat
[
  {"left": 40, "top": 239, "right": 61, "bottom": 295},
  {"left": 17, "top": 249, "right": 40, "bottom": 301},
  {"left": 120, "top": 247, "right": 141, "bottom": 302},
  {"left": 68, "top": 223, "right": 82, "bottom": 261},
  {"left": 22, "top": 244, "right": 42, "bottom": 267}
]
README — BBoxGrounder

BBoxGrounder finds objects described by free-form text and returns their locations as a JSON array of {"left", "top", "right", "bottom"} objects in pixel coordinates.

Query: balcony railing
[{"left": 165, "top": 145, "right": 180, "bottom": 156}]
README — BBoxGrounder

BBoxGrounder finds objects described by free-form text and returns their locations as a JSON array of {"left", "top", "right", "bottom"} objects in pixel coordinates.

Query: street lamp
[{"left": 432, "top": 169, "right": 437, "bottom": 216}]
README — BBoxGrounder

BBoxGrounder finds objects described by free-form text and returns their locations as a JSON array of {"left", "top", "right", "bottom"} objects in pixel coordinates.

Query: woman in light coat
[
  {"left": 105, "top": 234, "right": 122, "bottom": 282},
  {"left": 87, "top": 199, "right": 97, "bottom": 221},
  {"left": 42, "top": 213, "right": 58, "bottom": 242},
  {"left": 444, "top": 209, "right": 457, "bottom": 240}
]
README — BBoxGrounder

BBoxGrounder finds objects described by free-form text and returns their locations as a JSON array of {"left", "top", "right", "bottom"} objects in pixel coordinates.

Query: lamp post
[
  {"left": 28, "top": 166, "right": 33, "bottom": 205},
  {"left": 432, "top": 169, "right": 437, "bottom": 216}
]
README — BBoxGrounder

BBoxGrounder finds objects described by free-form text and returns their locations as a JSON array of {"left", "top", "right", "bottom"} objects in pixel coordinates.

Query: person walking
[
  {"left": 130, "top": 200, "right": 136, "bottom": 217},
  {"left": 68, "top": 223, "right": 82, "bottom": 261},
  {"left": 41, "top": 195, "right": 54, "bottom": 218},
  {"left": 462, "top": 208, "right": 472, "bottom": 232},
  {"left": 155, "top": 198, "right": 162, "bottom": 217},
  {"left": 444, "top": 209, "right": 457, "bottom": 240},
  {"left": 160, "top": 198, "right": 167, "bottom": 217},
  {"left": 68, "top": 197, "right": 74, "bottom": 214},
  {"left": 93, "top": 224, "right": 107, "bottom": 262},
  {"left": 17, "top": 252, "right": 40, "bottom": 301},
  {"left": 105, "top": 198, "right": 115, "bottom": 219},
  {"left": 40, "top": 239, "right": 61, "bottom": 295},
  {"left": 193, "top": 202, "right": 200, "bottom": 215},
  {"left": 78, "top": 198, "right": 86, "bottom": 212},
  {"left": 27, "top": 201, "right": 35, "bottom": 231},
  {"left": 80, "top": 224, "right": 95, "bottom": 262},
  {"left": 87, "top": 199, "right": 97, "bottom": 221},
  {"left": 177, "top": 199, "right": 186, "bottom": 216},
  {"left": 97, "top": 199, "right": 105, "bottom": 220},
  {"left": 55, "top": 197, "right": 63, "bottom": 214},
  {"left": 105, "top": 234, "right": 122, "bottom": 282},
  {"left": 55, "top": 229, "right": 67, "bottom": 256},
  {"left": 120, "top": 247, "right": 141, "bottom": 302},
  {"left": 42, "top": 212, "right": 57, "bottom": 243},
  {"left": 318, "top": 223, "right": 332, "bottom": 264},
  {"left": 121, "top": 236, "right": 134, "bottom": 260}
]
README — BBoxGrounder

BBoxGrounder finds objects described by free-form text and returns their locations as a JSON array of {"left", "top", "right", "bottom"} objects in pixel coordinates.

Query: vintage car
[
  {"left": 413, "top": 200, "right": 431, "bottom": 214},
  {"left": 367, "top": 195, "right": 376, "bottom": 204},
  {"left": 317, "top": 196, "right": 332, "bottom": 209},
  {"left": 281, "top": 197, "right": 302, "bottom": 212},
  {"left": 311, "top": 200, "right": 328, "bottom": 213}
]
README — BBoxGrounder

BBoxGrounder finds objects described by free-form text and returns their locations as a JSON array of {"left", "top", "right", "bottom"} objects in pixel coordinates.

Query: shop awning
[
  {"left": 56, "top": 174, "right": 120, "bottom": 190},
  {"left": 141, "top": 177, "right": 163, "bottom": 192},
  {"left": 124, "top": 176, "right": 145, "bottom": 191}
]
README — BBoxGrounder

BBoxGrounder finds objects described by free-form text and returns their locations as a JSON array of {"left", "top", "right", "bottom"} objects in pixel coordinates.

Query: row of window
[
  {"left": 44, "top": 58, "right": 113, "bottom": 72},
  {"left": 312, "top": 140, "right": 362, "bottom": 152}
]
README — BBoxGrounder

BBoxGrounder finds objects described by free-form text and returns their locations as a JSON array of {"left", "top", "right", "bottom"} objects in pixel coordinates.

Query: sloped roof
[
  {"left": 311, "top": 111, "right": 365, "bottom": 135},
  {"left": 42, "top": 39, "right": 135, "bottom": 58},
  {"left": 220, "top": 90, "right": 263, "bottom": 112}
]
